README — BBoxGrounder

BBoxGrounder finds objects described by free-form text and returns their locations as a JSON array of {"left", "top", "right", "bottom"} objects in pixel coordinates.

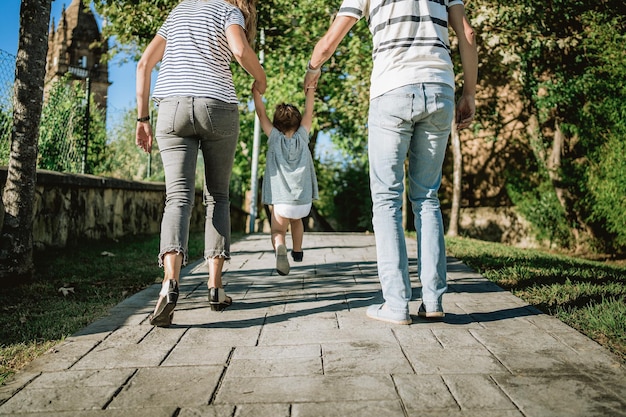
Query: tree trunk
[
  {"left": 447, "top": 122, "right": 462, "bottom": 236},
  {"left": 0, "top": 0, "right": 52, "bottom": 284}
]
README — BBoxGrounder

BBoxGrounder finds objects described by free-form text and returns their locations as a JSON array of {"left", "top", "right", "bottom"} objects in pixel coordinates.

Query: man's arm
[
  {"left": 304, "top": 15, "right": 358, "bottom": 90},
  {"left": 449, "top": 4, "right": 478, "bottom": 130}
]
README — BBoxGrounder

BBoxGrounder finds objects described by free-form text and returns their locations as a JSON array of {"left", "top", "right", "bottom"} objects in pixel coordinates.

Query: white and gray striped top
[
  {"left": 337, "top": 0, "right": 464, "bottom": 99},
  {"left": 152, "top": 0, "right": 245, "bottom": 104}
]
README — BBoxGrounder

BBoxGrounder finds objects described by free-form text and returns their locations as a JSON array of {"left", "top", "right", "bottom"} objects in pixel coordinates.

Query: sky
[{"left": 0, "top": 0, "right": 138, "bottom": 129}]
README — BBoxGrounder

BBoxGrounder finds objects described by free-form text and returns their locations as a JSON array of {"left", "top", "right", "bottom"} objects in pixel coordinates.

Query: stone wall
[{"left": 0, "top": 168, "right": 247, "bottom": 249}]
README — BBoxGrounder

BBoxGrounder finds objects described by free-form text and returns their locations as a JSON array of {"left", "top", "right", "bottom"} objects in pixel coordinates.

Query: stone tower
[{"left": 44, "top": 0, "right": 109, "bottom": 112}]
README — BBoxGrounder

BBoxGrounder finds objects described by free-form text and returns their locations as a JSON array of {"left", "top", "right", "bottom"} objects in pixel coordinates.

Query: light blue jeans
[
  {"left": 155, "top": 97, "right": 239, "bottom": 266},
  {"left": 368, "top": 83, "right": 454, "bottom": 314}
]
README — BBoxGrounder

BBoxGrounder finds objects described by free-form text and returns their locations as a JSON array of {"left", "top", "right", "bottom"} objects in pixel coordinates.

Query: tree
[
  {"left": 0, "top": 0, "right": 53, "bottom": 283},
  {"left": 466, "top": 0, "right": 626, "bottom": 252}
]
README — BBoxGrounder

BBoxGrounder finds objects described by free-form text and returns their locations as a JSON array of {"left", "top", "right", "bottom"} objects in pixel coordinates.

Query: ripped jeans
[{"left": 155, "top": 97, "right": 239, "bottom": 266}]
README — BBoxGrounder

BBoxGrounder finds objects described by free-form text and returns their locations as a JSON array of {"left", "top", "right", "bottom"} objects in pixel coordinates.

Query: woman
[{"left": 136, "top": 0, "right": 266, "bottom": 327}]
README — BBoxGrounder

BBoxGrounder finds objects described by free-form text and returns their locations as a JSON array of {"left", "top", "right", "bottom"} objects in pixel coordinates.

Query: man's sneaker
[
  {"left": 417, "top": 303, "right": 445, "bottom": 318},
  {"left": 276, "top": 244, "right": 290, "bottom": 275},
  {"left": 291, "top": 250, "right": 303, "bottom": 262},
  {"left": 366, "top": 304, "right": 412, "bottom": 325}
]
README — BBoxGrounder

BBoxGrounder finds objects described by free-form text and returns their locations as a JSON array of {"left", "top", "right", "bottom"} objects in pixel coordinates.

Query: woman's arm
[
  {"left": 135, "top": 35, "right": 166, "bottom": 153},
  {"left": 252, "top": 87, "right": 274, "bottom": 137},
  {"left": 226, "top": 25, "right": 267, "bottom": 94}
]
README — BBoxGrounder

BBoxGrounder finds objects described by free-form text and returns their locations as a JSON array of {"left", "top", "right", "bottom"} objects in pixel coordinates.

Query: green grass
[
  {"left": 0, "top": 231, "right": 209, "bottom": 385},
  {"left": 446, "top": 236, "right": 626, "bottom": 362}
]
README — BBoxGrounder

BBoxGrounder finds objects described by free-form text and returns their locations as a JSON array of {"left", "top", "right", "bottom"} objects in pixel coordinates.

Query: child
[{"left": 252, "top": 85, "right": 319, "bottom": 276}]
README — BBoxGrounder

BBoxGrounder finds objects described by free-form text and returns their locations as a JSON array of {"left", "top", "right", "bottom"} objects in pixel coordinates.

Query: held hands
[
  {"left": 455, "top": 94, "right": 475, "bottom": 131},
  {"left": 304, "top": 61, "right": 321, "bottom": 92},
  {"left": 252, "top": 78, "right": 266, "bottom": 95}
]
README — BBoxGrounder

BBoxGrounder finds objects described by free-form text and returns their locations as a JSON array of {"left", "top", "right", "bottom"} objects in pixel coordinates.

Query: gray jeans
[{"left": 155, "top": 96, "right": 239, "bottom": 266}]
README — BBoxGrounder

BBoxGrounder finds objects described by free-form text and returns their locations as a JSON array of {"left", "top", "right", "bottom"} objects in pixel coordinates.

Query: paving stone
[
  {"left": 161, "top": 345, "right": 232, "bottom": 367},
  {"left": 493, "top": 373, "right": 626, "bottom": 417},
  {"left": 232, "top": 344, "right": 320, "bottom": 360},
  {"left": 292, "top": 400, "right": 406, "bottom": 417},
  {"left": 0, "top": 385, "right": 121, "bottom": 413},
  {"left": 226, "top": 356, "right": 323, "bottom": 377},
  {"left": 107, "top": 365, "right": 223, "bottom": 409},
  {"left": 2, "top": 233, "right": 624, "bottom": 417},
  {"left": 322, "top": 341, "right": 412, "bottom": 375},
  {"left": 177, "top": 404, "right": 236, "bottom": 417},
  {"left": 402, "top": 346, "right": 508, "bottom": 375},
  {"left": 258, "top": 328, "right": 397, "bottom": 346},
  {"left": 214, "top": 375, "right": 398, "bottom": 404},
  {"left": 393, "top": 374, "right": 460, "bottom": 410},
  {"left": 177, "top": 327, "right": 261, "bottom": 347},
  {"left": 442, "top": 374, "right": 518, "bottom": 410},
  {"left": 231, "top": 403, "right": 290, "bottom": 417}
]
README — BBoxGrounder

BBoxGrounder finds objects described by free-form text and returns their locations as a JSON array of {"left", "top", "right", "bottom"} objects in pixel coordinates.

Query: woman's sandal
[
  {"left": 149, "top": 280, "right": 179, "bottom": 327},
  {"left": 208, "top": 287, "right": 232, "bottom": 311}
]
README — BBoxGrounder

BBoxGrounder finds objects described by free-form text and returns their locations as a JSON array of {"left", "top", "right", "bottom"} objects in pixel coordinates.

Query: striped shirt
[
  {"left": 337, "top": 0, "right": 464, "bottom": 99},
  {"left": 152, "top": 0, "right": 245, "bottom": 103}
]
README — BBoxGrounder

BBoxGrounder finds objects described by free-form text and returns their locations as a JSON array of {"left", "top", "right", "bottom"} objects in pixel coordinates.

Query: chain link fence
[{"left": 0, "top": 48, "right": 102, "bottom": 173}]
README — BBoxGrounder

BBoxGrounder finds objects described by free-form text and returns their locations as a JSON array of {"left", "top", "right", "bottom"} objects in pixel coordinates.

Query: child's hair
[{"left": 273, "top": 103, "right": 302, "bottom": 134}]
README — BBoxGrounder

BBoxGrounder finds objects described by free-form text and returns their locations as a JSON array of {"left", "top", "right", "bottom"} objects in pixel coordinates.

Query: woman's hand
[{"left": 136, "top": 121, "right": 153, "bottom": 153}]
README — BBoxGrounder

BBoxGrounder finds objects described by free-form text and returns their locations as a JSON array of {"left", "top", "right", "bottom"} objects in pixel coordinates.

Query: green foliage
[
  {"left": 99, "top": 107, "right": 164, "bottom": 181},
  {"left": 92, "top": 0, "right": 173, "bottom": 59},
  {"left": 470, "top": 0, "right": 626, "bottom": 252},
  {"left": 588, "top": 132, "right": 626, "bottom": 251},
  {"left": 316, "top": 159, "right": 372, "bottom": 231},
  {"left": 506, "top": 168, "right": 572, "bottom": 248},
  {"left": 0, "top": 107, "right": 10, "bottom": 165}
]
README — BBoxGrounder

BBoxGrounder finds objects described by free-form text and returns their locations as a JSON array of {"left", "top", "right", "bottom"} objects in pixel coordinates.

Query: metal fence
[
  {"left": 0, "top": 48, "right": 90, "bottom": 172},
  {"left": 0, "top": 49, "right": 14, "bottom": 165}
]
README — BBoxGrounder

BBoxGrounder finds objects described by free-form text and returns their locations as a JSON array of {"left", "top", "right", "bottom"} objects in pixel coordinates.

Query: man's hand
[{"left": 455, "top": 94, "right": 475, "bottom": 130}]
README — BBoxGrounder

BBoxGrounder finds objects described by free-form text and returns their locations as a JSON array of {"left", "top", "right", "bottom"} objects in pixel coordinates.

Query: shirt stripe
[
  {"left": 152, "top": 0, "right": 245, "bottom": 103},
  {"left": 338, "top": 0, "right": 464, "bottom": 98}
]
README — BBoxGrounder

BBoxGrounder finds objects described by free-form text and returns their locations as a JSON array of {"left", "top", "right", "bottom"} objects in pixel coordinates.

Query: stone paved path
[{"left": 1, "top": 233, "right": 624, "bottom": 416}]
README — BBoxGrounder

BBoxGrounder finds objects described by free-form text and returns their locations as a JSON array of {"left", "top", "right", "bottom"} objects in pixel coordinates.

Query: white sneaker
[{"left": 366, "top": 303, "right": 412, "bottom": 325}]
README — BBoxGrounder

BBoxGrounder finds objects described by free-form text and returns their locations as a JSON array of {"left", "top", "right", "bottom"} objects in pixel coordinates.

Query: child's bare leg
[
  {"left": 290, "top": 218, "right": 304, "bottom": 252},
  {"left": 270, "top": 208, "right": 290, "bottom": 249},
  {"left": 271, "top": 208, "right": 291, "bottom": 275}
]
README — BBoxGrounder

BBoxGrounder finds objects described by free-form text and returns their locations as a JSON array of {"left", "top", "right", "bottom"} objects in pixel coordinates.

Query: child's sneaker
[
  {"left": 276, "top": 244, "right": 290, "bottom": 275},
  {"left": 291, "top": 251, "right": 303, "bottom": 262}
]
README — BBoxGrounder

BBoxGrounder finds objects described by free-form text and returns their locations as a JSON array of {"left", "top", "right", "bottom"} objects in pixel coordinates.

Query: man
[{"left": 304, "top": 0, "right": 477, "bottom": 324}]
